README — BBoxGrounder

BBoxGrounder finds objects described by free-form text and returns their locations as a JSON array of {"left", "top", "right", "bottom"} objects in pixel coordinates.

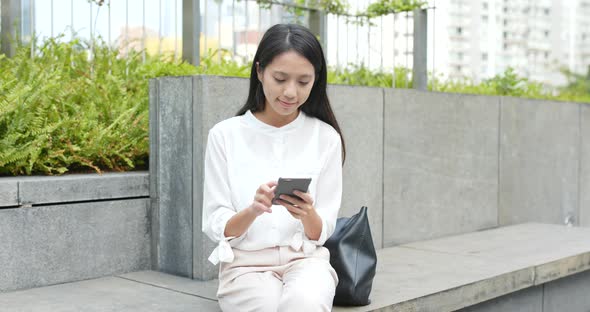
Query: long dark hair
[{"left": 236, "top": 23, "right": 346, "bottom": 163}]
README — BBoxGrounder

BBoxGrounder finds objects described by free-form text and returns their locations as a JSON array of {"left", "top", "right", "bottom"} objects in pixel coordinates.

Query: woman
[{"left": 202, "top": 23, "right": 346, "bottom": 312}]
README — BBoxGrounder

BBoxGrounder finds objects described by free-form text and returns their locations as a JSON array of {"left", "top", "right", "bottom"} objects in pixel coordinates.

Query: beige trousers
[{"left": 217, "top": 246, "right": 338, "bottom": 312}]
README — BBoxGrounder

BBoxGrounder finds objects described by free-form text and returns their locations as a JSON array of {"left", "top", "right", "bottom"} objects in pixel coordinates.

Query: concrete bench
[
  {"left": 335, "top": 223, "right": 590, "bottom": 311},
  {"left": 112, "top": 222, "right": 590, "bottom": 311},
  {"left": 165, "top": 222, "right": 590, "bottom": 311},
  {"left": 1, "top": 222, "right": 589, "bottom": 311},
  {"left": 186, "top": 222, "right": 590, "bottom": 311}
]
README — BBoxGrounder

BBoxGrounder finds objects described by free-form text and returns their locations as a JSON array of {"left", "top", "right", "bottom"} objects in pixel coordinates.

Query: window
[
  {"left": 544, "top": 51, "right": 549, "bottom": 58},
  {"left": 457, "top": 27, "right": 463, "bottom": 35},
  {"left": 503, "top": 31, "right": 508, "bottom": 39},
  {"left": 482, "top": 53, "right": 488, "bottom": 60},
  {"left": 545, "top": 30, "right": 549, "bottom": 37},
  {"left": 483, "top": 2, "right": 488, "bottom": 9},
  {"left": 482, "top": 15, "right": 489, "bottom": 22},
  {"left": 544, "top": 8, "right": 550, "bottom": 15}
]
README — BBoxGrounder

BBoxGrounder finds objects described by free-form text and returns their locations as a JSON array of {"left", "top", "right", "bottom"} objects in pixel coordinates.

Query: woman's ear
[{"left": 256, "top": 62, "right": 263, "bottom": 81}]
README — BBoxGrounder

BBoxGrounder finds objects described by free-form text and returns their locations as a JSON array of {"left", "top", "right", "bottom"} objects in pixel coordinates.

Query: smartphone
[{"left": 272, "top": 178, "right": 312, "bottom": 205}]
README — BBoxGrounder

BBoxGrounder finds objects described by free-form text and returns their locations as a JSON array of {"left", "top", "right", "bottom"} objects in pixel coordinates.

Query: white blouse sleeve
[
  {"left": 202, "top": 127, "right": 246, "bottom": 264},
  {"left": 309, "top": 133, "right": 343, "bottom": 246}
]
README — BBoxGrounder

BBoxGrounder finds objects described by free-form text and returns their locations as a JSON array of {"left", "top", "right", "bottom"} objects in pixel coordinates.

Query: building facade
[{"left": 436, "top": 0, "right": 590, "bottom": 86}]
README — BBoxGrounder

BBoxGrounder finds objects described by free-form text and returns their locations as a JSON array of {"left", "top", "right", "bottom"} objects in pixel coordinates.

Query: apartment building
[
  {"left": 575, "top": 0, "right": 590, "bottom": 76},
  {"left": 437, "top": 0, "right": 590, "bottom": 86}
]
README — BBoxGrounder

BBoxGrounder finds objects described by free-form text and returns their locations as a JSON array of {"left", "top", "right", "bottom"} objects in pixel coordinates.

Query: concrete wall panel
[
  {"left": 148, "top": 79, "right": 161, "bottom": 271},
  {"left": 199, "top": 76, "right": 250, "bottom": 134},
  {"left": 0, "top": 179, "right": 18, "bottom": 207},
  {"left": 543, "top": 269, "right": 590, "bottom": 312},
  {"left": 457, "top": 285, "right": 542, "bottom": 312},
  {"left": 328, "top": 84, "right": 384, "bottom": 248},
  {"left": 499, "top": 98, "right": 580, "bottom": 226},
  {"left": 383, "top": 89, "right": 499, "bottom": 246},
  {"left": 18, "top": 172, "right": 148, "bottom": 205},
  {"left": 150, "top": 76, "right": 590, "bottom": 284},
  {"left": 0, "top": 199, "right": 151, "bottom": 292},
  {"left": 193, "top": 76, "right": 249, "bottom": 280},
  {"left": 151, "top": 77, "right": 194, "bottom": 277},
  {"left": 581, "top": 104, "right": 590, "bottom": 227}
]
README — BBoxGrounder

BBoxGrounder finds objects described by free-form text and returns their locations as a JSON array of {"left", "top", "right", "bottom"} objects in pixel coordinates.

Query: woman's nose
[{"left": 283, "top": 82, "right": 296, "bottom": 99}]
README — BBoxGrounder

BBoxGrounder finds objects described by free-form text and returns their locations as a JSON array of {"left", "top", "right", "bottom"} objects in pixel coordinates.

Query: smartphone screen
[{"left": 272, "top": 178, "right": 312, "bottom": 205}]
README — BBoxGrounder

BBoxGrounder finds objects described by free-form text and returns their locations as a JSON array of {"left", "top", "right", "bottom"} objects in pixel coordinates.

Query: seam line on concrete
[
  {"left": 191, "top": 76, "right": 195, "bottom": 277},
  {"left": 397, "top": 245, "right": 527, "bottom": 263},
  {"left": 396, "top": 245, "right": 475, "bottom": 258},
  {"left": 578, "top": 102, "right": 582, "bottom": 226},
  {"left": 0, "top": 206, "right": 21, "bottom": 210},
  {"left": 152, "top": 78, "right": 161, "bottom": 271},
  {"left": 541, "top": 282, "right": 545, "bottom": 312},
  {"left": 497, "top": 97, "right": 502, "bottom": 227},
  {"left": 17, "top": 181, "right": 20, "bottom": 205},
  {"left": 115, "top": 276, "right": 218, "bottom": 302},
  {"left": 26, "top": 196, "right": 150, "bottom": 208},
  {"left": 381, "top": 88, "right": 385, "bottom": 249}
]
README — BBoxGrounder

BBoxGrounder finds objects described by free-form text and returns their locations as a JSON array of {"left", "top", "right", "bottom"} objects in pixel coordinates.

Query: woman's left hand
[{"left": 278, "top": 190, "right": 316, "bottom": 220}]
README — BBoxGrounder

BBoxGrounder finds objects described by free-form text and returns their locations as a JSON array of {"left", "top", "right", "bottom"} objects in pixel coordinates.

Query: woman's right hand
[{"left": 248, "top": 181, "right": 277, "bottom": 216}]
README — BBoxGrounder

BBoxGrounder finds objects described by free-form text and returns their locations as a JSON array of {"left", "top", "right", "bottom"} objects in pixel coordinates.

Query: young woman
[{"left": 202, "top": 23, "right": 346, "bottom": 312}]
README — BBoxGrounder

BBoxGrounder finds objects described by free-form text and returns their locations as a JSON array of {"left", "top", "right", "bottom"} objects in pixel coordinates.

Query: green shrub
[
  {"left": 196, "top": 49, "right": 251, "bottom": 78},
  {"left": 433, "top": 68, "right": 551, "bottom": 99},
  {"left": 0, "top": 37, "right": 197, "bottom": 176},
  {"left": 328, "top": 64, "right": 412, "bottom": 88},
  {"left": 1, "top": 38, "right": 588, "bottom": 176}
]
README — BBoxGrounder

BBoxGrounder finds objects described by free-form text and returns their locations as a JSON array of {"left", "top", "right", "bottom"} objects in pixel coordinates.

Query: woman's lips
[{"left": 279, "top": 100, "right": 297, "bottom": 107}]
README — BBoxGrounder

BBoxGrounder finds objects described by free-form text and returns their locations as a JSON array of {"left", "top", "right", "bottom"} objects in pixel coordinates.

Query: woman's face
[{"left": 257, "top": 50, "right": 315, "bottom": 125}]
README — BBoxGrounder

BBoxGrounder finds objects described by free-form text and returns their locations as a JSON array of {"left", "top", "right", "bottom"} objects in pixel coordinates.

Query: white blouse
[{"left": 202, "top": 110, "right": 343, "bottom": 264}]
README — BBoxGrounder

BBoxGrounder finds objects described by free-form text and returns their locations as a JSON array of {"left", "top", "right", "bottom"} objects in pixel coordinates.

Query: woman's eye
[
  {"left": 274, "top": 78, "right": 286, "bottom": 83},
  {"left": 299, "top": 81, "right": 310, "bottom": 86}
]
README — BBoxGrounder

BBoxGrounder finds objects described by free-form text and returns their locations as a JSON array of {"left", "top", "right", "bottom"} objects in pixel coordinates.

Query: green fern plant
[
  {"left": 1, "top": 36, "right": 588, "bottom": 176},
  {"left": 0, "top": 36, "right": 197, "bottom": 176}
]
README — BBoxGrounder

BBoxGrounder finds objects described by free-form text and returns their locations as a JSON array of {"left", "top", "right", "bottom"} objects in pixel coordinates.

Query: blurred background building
[
  {"left": 1, "top": 0, "right": 589, "bottom": 86},
  {"left": 434, "top": 0, "right": 590, "bottom": 85}
]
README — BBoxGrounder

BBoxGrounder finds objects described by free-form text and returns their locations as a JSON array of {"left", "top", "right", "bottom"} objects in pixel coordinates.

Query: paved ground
[{"left": 0, "top": 271, "right": 221, "bottom": 312}]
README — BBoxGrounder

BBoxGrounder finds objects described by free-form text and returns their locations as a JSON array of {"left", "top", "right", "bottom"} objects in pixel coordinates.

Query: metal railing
[{"left": 1, "top": 0, "right": 437, "bottom": 89}]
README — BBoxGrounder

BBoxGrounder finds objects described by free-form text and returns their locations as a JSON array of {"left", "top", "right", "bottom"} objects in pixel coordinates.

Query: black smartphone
[{"left": 272, "top": 177, "right": 312, "bottom": 205}]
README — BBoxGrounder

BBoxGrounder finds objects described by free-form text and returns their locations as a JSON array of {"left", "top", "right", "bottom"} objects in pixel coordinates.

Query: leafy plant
[
  {"left": 558, "top": 66, "right": 590, "bottom": 103},
  {"left": 0, "top": 36, "right": 197, "bottom": 176},
  {"left": 367, "top": 0, "right": 427, "bottom": 18},
  {"left": 328, "top": 64, "right": 412, "bottom": 88},
  {"left": 250, "top": 0, "right": 422, "bottom": 24},
  {"left": 1, "top": 35, "right": 588, "bottom": 177},
  {"left": 196, "top": 49, "right": 251, "bottom": 77},
  {"left": 432, "top": 68, "right": 563, "bottom": 101}
]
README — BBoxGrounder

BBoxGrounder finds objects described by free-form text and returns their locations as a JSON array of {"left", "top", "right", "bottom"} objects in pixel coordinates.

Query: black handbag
[{"left": 324, "top": 206, "right": 377, "bottom": 306}]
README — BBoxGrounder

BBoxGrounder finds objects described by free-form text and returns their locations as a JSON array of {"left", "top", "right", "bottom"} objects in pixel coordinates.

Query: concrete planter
[
  {"left": 150, "top": 75, "right": 590, "bottom": 281},
  {"left": 0, "top": 172, "right": 151, "bottom": 292}
]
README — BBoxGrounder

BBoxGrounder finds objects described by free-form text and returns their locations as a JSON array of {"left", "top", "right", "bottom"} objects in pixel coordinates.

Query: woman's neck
[{"left": 253, "top": 109, "right": 299, "bottom": 128}]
